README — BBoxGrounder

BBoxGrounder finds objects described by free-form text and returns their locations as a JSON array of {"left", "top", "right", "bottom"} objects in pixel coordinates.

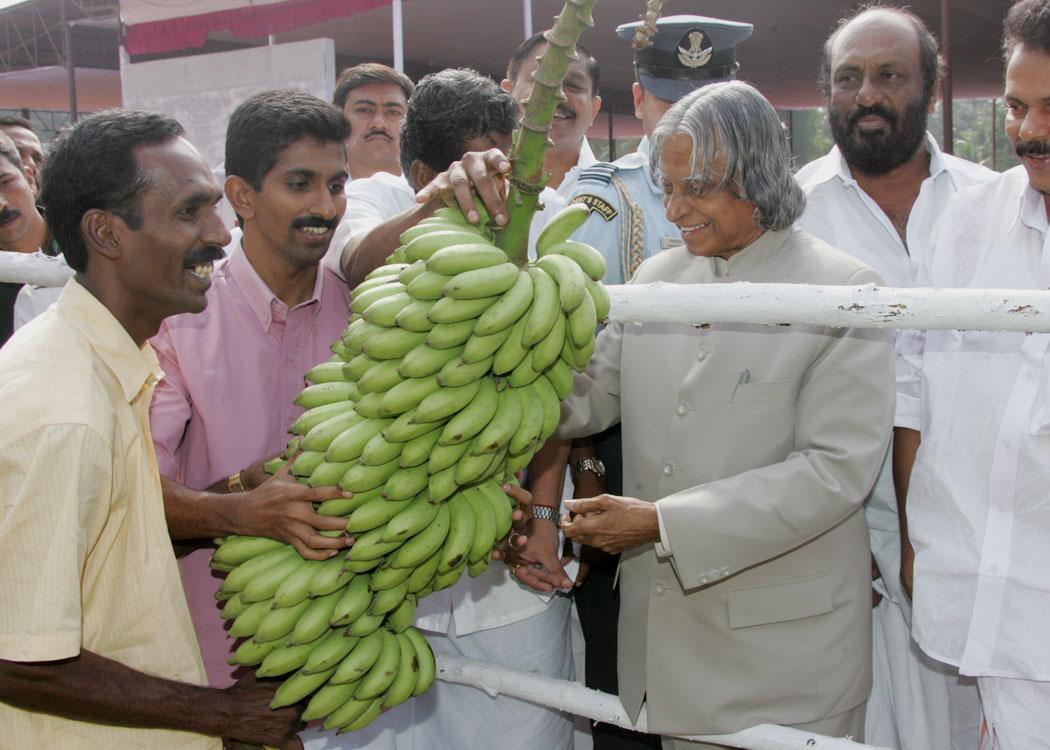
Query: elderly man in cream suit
[{"left": 535, "top": 82, "right": 895, "bottom": 746}]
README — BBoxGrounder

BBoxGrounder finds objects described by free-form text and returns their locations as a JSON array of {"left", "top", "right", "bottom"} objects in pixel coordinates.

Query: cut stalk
[{"left": 496, "top": 0, "right": 599, "bottom": 265}]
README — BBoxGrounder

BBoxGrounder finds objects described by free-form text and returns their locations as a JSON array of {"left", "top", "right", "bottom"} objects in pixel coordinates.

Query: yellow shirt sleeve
[{"left": 0, "top": 422, "right": 113, "bottom": 662}]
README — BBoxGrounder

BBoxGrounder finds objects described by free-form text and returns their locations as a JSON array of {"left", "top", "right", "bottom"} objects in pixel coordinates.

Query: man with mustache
[
  {"left": 333, "top": 62, "right": 414, "bottom": 181},
  {"left": 148, "top": 90, "right": 355, "bottom": 702},
  {"left": 0, "top": 116, "right": 44, "bottom": 196},
  {"left": 0, "top": 108, "right": 304, "bottom": 749},
  {"left": 895, "top": 1, "right": 1050, "bottom": 744},
  {"left": 795, "top": 8, "right": 993, "bottom": 747}
]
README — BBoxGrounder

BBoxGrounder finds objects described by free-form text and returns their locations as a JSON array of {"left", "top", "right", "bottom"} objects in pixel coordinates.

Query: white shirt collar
[
  {"left": 1020, "top": 178, "right": 1050, "bottom": 236},
  {"left": 804, "top": 132, "right": 950, "bottom": 188}
]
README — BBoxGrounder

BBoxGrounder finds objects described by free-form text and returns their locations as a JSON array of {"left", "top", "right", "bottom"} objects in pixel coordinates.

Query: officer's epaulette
[{"left": 577, "top": 162, "right": 619, "bottom": 186}]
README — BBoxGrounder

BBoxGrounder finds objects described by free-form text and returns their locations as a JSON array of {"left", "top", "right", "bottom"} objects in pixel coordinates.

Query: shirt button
[
  {"left": 662, "top": 462, "right": 674, "bottom": 476},
  {"left": 1003, "top": 439, "right": 1012, "bottom": 448},
  {"left": 698, "top": 574, "right": 709, "bottom": 585},
  {"left": 654, "top": 583, "right": 666, "bottom": 595},
  {"left": 697, "top": 348, "right": 708, "bottom": 361},
  {"left": 676, "top": 403, "right": 688, "bottom": 416},
  {"left": 989, "top": 565, "right": 1000, "bottom": 575}
]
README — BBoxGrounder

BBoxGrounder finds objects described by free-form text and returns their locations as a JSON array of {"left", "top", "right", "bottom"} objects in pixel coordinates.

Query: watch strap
[{"left": 531, "top": 505, "right": 561, "bottom": 524}]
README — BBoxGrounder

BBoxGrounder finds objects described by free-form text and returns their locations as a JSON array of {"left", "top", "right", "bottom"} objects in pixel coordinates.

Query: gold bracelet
[{"left": 227, "top": 471, "right": 245, "bottom": 493}]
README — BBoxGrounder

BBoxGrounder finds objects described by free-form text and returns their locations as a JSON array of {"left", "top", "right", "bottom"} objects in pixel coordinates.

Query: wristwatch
[
  {"left": 227, "top": 471, "right": 245, "bottom": 493},
  {"left": 570, "top": 457, "right": 606, "bottom": 479},
  {"left": 531, "top": 505, "right": 562, "bottom": 524}
]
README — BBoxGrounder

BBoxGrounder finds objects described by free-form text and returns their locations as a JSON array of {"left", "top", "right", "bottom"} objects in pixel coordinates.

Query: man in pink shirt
[{"left": 150, "top": 89, "right": 354, "bottom": 687}]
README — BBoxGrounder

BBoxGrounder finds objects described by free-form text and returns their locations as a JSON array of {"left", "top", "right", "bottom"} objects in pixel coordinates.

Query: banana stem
[{"left": 495, "top": 0, "right": 599, "bottom": 266}]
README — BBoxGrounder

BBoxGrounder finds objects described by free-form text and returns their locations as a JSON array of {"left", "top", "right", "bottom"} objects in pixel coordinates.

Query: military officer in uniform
[{"left": 569, "top": 15, "right": 753, "bottom": 284}]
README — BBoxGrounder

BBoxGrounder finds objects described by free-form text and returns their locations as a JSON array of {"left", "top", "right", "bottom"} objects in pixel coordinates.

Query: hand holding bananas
[
  {"left": 501, "top": 473, "right": 575, "bottom": 592},
  {"left": 414, "top": 148, "right": 512, "bottom": 227},
  {"left": 209, "top": 201, "right": 608, "bottom": 733}
]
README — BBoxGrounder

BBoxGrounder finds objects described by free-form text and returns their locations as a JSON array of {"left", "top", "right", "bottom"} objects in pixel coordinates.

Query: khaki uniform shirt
[{"left": 0, "top": 280, "right": 217, "bottom": 749}]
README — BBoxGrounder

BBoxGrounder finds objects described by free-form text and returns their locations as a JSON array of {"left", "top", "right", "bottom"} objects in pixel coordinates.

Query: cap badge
[{"left": 678, "top": 30, "right": 713, "bottom": 69}]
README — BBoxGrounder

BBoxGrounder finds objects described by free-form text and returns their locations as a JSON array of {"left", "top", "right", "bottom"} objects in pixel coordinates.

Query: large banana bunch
[{"left": 210, "top": 202, "right": 606, "bottom": 732}]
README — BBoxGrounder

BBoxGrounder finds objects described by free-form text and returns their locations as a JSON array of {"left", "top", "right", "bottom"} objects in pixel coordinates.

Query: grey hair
[{"left": 649, "top": 81, "right": 805, "bottom": 231}]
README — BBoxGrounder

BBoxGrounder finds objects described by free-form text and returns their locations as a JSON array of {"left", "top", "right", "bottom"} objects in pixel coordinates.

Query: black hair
[
  {"left": 398, "top": 69, "right": 518, "bottom": 186},
  {"left": 332, "top": 62, "right": 415, "bottom": 109},
  {"left": 39, "top": 109, "right": 184, "bottom": 272},
  {"left": 0, "top": 115, "right": 34, "bottom": 132},
  {"left": 225, "top": 88, "right": 350, "bottom": 191},
  {"left": 819, "top": 5, "right": 944, "bottom": 103},
  {"left": 1004, "top": 0, "right": 1050, "bottom": 58},
  {"left": 506, "top": 32, "right": 601, "bottom": 96}
]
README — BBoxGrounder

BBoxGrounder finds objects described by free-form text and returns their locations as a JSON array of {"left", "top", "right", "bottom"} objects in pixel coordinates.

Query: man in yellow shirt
[{"left": 0, "top": 109, "right": 304, "bottom": 749}]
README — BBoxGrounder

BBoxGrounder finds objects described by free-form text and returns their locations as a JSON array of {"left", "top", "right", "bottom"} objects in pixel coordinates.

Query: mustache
[
  {"left": 555, "top": 103, "right": 576, "bottom": 120},
  {"left": 1016, "top": 138, "right": 1050, "bottom": 158},
  {"left": 0, "top": 208, "right": 21, "bottom": 225},
  {"left": 184, "top": 244, "right": 225, "bottom": 267},
  {"left": 848, "top": 104, "right": 898, "bottom": 130},
  {"left": 363, "top": 129, "right": 393, "bottom": 142},
  {"left": 292, "top": 215, "right": 339, "bottom": 231}
]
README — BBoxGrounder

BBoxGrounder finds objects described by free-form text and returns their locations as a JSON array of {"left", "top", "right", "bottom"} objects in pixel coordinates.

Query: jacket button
[
  {"left": 721, "top": 567, "right": 730, "bottom": 577},
  {"left": 662, "top": 462, "right": 674, "bottom": 476},
  {"left": 676, "top": 403, "right": 688, "bottom": 416},
  {"left": 697, "top": 347, "right": 708, "bottom": 361},
  {"left": 698, "top": 574, "right": 709, "bottom": 585},
  {"left": 654, "top": 583, "right": 666, "bottom": 595}
]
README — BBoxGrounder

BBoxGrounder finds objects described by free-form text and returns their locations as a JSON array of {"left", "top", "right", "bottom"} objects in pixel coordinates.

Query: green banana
[
  {"left": 383, "top": 494, "right": 440, "bottom": 543},
  {"left": 389, "top": 502, "right": 451, "bottom": 568},
  {"left": 432, "top": 560, "right": 466, "bottom": 591},
  {"left": 406, "top": 550, "right": 441, "bottom": 594},
  {"left": 330, "top": 574, "right": 373, "bottom": 626},
  {"left": 324, "top": 485, "right": 383, "bottom": 515},
  {"left": 535, "top": 202, "right": 592, "bottom": 253},
  {"left": 253, "top": 598, "right": 311, "bottom": 643},
  {"left": 352, "top": 274, "right": 399, "bottom": 297},
  {"left": 289, "top": 450, "right": 325, "bottom": 478},
  {"left": 509, "top": 384, "right": 546, "bottom": 455},
  {"left": 473, "top": 269, "right": 535, "bottom": 336},
  {"left": 307, "top": 460, "right": 355, "bottom": 488},
  {"left": 229, "top": 636, "right": 278, "bottom": 666},
  {"left": 464, "top": 487, "right": 499, "bottom": 564},
  {"left": 405, "top": 270, "right": 453, "bottom": 300},
  {"left": 349, "top": 280, "right": 404, "bottom": 315},
  {"left": 507, "top": 351, "right": 542, "bottom": 388},
  {"left": 426, "top": 243, "right": 507, "bottom": 275},
  {"left": 383, "top": 632, "right": 420, "bottom": 708},
  {"left": 301, "top": 409, "right": 365, "bottom": 452},
  {"left": 398, "top": 258, "right": 428, "bottom": 285},
  {"left": 355, "top": 358, "right": 405, "bottom": 395},
  {"left": 370, "top": 580, "right": 409, "bottom": 616},
  {"left": 478, "top": 479, "right": 515, "bottom": 540},
  {"left": 535, "top": 253, "right": 587, "bottom": 312},
  {"left": 567, "top": 288, "right": 597, "bottom": 348},
  {"left": 468, "top": 556, "right": 491, "bottom": 577},
  {"left": 213, "top": 535, "right": 284, "bottom": 567},
  {"left": 354, "top": 629, "right": 401, "bottom": 699},
  {"left": 291, "top": 589, "right": 343, "bottom": 645},
  {"left": 241, "top": 552, "right": 307, "bottom": 603},
  {"left": 256, "top": 638, "right": 318, "bottom": 678},
  {"left": 442, "top": 262, "right": 519, "bottom": 300},
  {"left": 347, "top": 526, "right": 403, "bottom": 562},
  {"left": 220, "top": 592, "right": 248, "bottom": 620},
  {"left": 425, "top": 319, "right": 477, "bottom": 350},
  {"left": 564, "top": 335, "right": 595, "bottom": 372},
  {"left": 405, "top": 229, "right": 485, "bottom": 262},
  {"left": 331, "top": 628, "right": 384, "bottom": 684},
  {"left": 270, "top": 666, "right": 336, "bottom": 709},
  {"left": 322, "top": 689, "right": 372, "bottom": 731},
  {"left": 351, "top": 391, "right": 385, "bottom": 419},
  {"left": 339, "top": 697, "right": 383, "bottom": 733},
  {"left": 428, "top": 294, "right": 499, "bottom": 324},
  {"left": 532, "top": 373, "right": 562, "bottom": 440},
  {"left": 303, "top": 680, "right": 360, "bottom": 722},
  {"left": 342, "top": 318, "right": 384, "bottom": 354},
  {"left": 438, "top": 492, "right": 476, "bottom": 573},
  {"left": 326, "top": 419, "right": 393, "bottom": 463},
  {"left": 347, "top": 608, "right": 386, "bottom": 637},
  {"left": 330, "top": 340, "right": 351, "bottom": 361},
  {"left": 382, "top": 463, "right": 429, "bottom": 500},
  {"left": 394, "top": 297, "right": 437, "bottom": 332},
  {"left": 437, "top": 376, "right": 498, "bottom": 445},
  {"left": 437, "top": 355, "right": 493, "bottom": 387},
  {"left": 220, "top": 545, "right": 297, "bottom": 595},
  {"left": 359, "top": 431, "right": 404, "bottom": 467},
  {"left": 362, "top": 327, "right": 428, "bottom": 360},
  {"left": 228, "top": 598, "right": 272, "bottom": 638},
  {"left": 428, "top": 439, "right": 472, "bottom": 475},
  {"left": 369, "top": 563, "right": 414, "bottom": 591},
  {"left": 473, "top": 386, "right": 522, "bottom": 454},
  {"left": 303, "top": 631, "right": 360, "bottom": 675},
  {"left": 347, "top": 494, "right": 415, "bottom": 533},
  {"left": 428, "top": 464, "right": 460, "bottom": 503},
  {"left": 545, "top": 357, "right": 574, "bottom": 400},
  {"left": 379, "top": 374, "right": 441, "bottom": 417},
  {"left": 385, "top": 594, "right": 417, "bottom": 633},
  {"left": 413, "top": 379, "right": 483, "bottom": 423},
  {"left": 309, "top": 554, "right": 354, "bottom": 597},
  {"left": 342, "top": 352, "right": 379, "bottom": 381},
  {"left": 261, "top": 457, "right": 287, "bottom": 475},
  {"left": 273, "top": 558, "right": 324, "bottom": 608},
  {"left": 305, "top": 359, "right": 349, "bottom": 385},
  {"left": 453, "top": 438, "right": 501, "bottom": 485},
  {"left": 398, "top": 343, "right": 464, "bottom": 379},
  {"left": 544, "top": 239, "right": 607, "bottom": 281},
  {"left": 404, "top": 626, "right": 436, "bottom": 696},
  {"left": 400, "top": 220, "right": 473, "bottom": 246},
  {"left": 461, "top": 324, "right": 515, "bottom": 363},
  {"left": 294, "top": 381, "right": 358, "bottom": 409},
  {"left": 382, "top": 409, "right": 443, "bottom": 443},
  {"left": 491, "top": 314, "right": 530, "bottom": 375},
  {"left": 522, "top": 266, "right": 561, "bottom": 346},
  {"left": 362, "top": 291, "right": 413, "bottom": 327},
  {"left": 531, "top": 309, "right": 567, "bottom": 372},
  {"left": 399, "top": 427, "right": 443, "bottom": 467},
  {"left": 365, "top": 262, "right": 408, "bottom": 281}
]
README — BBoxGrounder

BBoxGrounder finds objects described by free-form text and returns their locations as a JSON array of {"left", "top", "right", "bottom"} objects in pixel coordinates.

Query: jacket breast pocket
[
  {"left": 731, "top": 378, "right": 796, "bottom": 404},
  {"left": 727, "top": 573, "right": 833, "bottom": 629}
]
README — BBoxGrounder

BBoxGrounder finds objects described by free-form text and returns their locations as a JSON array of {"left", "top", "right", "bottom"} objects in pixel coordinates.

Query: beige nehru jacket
[
  {"left": 559, "top": 228, "right": 895, "bottom": 735},
  {"left": 0, "top": 280, "right": 217, "bottom": 749}
]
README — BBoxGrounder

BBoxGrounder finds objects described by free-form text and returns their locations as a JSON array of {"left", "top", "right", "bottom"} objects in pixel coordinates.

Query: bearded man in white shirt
[
  {"left": 795, "top": 8, "right": 994, "bottom": 749},
  {"left": 896, "top": 2, "right": 1050, "bottom": 746}
]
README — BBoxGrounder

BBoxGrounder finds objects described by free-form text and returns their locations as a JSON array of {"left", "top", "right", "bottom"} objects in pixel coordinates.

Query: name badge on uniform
[{"left": 572, "top": 194, "right": 618, "bottom": 222}]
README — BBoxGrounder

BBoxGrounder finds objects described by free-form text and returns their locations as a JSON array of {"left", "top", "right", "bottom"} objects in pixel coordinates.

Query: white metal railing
[{"left": 437, "top": 655, "right": 888, "bottom": 749}]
